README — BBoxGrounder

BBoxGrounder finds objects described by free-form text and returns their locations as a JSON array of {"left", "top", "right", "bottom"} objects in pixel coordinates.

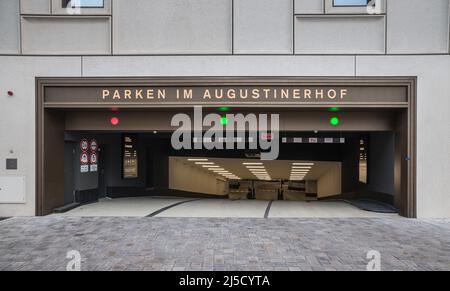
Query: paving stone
[{"left": 0, "top": 217, "right": 449, "bottom": 271}]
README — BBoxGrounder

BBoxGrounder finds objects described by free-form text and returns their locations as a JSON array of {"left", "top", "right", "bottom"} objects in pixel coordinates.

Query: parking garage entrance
[{"left": 36, "top": 77, "right": 416, "bottom": 217}]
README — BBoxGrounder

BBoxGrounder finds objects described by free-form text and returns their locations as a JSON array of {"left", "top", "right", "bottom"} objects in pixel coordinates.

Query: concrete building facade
[{"left": 0, "top": 0, "right": 449, "bottom": 217}]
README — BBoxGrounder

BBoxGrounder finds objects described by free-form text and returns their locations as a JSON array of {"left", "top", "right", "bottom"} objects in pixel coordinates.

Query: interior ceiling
[{"left": 173, "top": 157, "right": 340, "bottom": 181}]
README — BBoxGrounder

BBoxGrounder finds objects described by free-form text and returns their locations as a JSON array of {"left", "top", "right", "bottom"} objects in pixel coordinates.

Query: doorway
[{"left": 36, "top": 77, "right": 416, "bottom": 217}]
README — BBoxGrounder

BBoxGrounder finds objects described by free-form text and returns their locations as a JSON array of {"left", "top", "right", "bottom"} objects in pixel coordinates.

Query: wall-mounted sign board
[
  {"left": 90, "top": 151, "right": 98, "bottom": 172},
  {"left": 42, "top": 77, "right": 410, "bottom": 108},
  {"left": 122, "top": 135, "right": 138, "bottom": 179},
  {"left": 80, "top": 165, "right": 89, "bottom": 173},
  {"left": 282, "top": 137, "right": 345, "bottom": 144}
]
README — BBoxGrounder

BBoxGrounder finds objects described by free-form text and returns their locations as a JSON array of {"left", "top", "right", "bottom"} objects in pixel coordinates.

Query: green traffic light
[
  {"left": 329, "top": 107, "right": 340, "bottom": 112},
  {"left": 330, "top": 116, "right": 340, "bottom": 126},
  {"left": 218, "top": 106, "right": 231, "bottom": 112},
  {"left": 221, "top": 116, "right": 228, "bottom": 126}
]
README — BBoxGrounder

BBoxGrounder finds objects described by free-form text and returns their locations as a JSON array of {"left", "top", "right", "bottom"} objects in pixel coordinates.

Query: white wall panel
[
  {"left": 387, "top": 0, "right": 450, "bottom": 54},
  {"left": 0, "top": 177, "right": 25, "bottom": 203},
  {"left": 295, "top": 0, "right": 324, "bottom": 14},
  {"left": 0, "top": 0, "right": 20, "bottom": 54},
  {"left": 21, "top": 16, "right": 111, "bottom": 55},
  {"left": 0, "top": 56, "right": 81, "bottom": 216},
  {"left": 234, "top": 0, "right": 293, "bottom": 54},
  {"left": 295, "top": 15, "right": 386, "bottom": 54},
  {"left": 20, "top": 0, "right": 51, "bottom": 14},
  {"left": 82, "top": 55, "right": 355, "bottom": 76},
  {"left": 113, "top": 0, "right": 232, "bottom": 54},
  {"left": 357, "top": 55, "right": 450, "bottom": 218}
]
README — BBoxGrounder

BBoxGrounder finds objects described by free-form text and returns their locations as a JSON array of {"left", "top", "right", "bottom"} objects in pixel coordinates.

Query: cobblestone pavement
[{"left": 0, "top": 216, "right": 449, "bottom": 271}]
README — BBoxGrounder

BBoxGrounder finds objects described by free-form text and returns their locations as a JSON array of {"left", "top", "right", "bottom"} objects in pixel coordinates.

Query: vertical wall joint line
[
  {"left": 18, "top": 0, "right": 22, "bottom": 54},
  {"left": 292, "top": 0, "right": 295, "bottom": 55},
  {"left": 231, "top": 0, "right": 234, "bottom": 55},
  {"left": 111, "top": 0, "right": 114, "bottom": 55},
  {"left": 448, "top": 0, "right": 450, "bottom": 54},
  {"left": 385, "top": 0, "right": 388, "bottom": 54}
]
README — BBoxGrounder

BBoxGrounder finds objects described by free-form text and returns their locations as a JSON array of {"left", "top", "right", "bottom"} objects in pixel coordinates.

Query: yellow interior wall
[
  {"left": 169, "top": 157, "right": 229, "bottom": 196},
  {"left": 317, "top": 163, "right": 342, "bottom": 198}
]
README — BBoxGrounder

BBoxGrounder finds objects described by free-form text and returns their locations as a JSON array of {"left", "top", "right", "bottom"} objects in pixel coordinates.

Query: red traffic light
[{"left": 110, "top": 117, "right": 120, "bottom": 126}]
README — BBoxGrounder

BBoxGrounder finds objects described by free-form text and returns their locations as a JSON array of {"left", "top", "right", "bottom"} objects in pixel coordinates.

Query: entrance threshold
[{"left": 57, "top": 197, "right": 399, "bottom": 219}]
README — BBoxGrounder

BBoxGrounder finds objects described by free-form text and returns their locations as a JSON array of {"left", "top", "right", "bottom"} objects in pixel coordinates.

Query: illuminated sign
[
  {"left": 44, "top": 84, "right": 408, "bottom": 106},
  {"left": 101, "top": 87, "right": 349, "bottom": 101}
]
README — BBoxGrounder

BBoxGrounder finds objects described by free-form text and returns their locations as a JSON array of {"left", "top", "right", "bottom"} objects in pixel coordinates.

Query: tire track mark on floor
[
  {"left": 146, "top": 199, "right": 203, "bottom": 217},
  {"left": 264, "top": 201, "right": 274, "bottom": 218}
]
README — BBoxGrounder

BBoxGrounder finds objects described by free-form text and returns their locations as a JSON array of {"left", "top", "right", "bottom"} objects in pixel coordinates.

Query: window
[
  {"left": 333, "top": 0, "right": 369, "bottom": 7},
  {"left": 325, "top": 0, "right": 384, "bottom": 14},
  {"left": 54, "top": 0, "right": 110, "bottom": 14},
  {"left": 63, "top": 0, "right": 105, "bottom": 8}
]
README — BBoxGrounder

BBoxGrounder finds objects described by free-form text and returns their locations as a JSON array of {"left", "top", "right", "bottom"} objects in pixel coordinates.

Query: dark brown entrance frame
[{"left": 36, "top": 77, "right": 417, "bottom": 217}]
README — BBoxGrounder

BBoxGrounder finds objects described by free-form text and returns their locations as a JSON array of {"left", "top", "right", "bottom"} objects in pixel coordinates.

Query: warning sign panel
[
  {"left": 80, "top": 152, "right": 89, "bottom": 165},
  {"left": 90, "top": 152, "right": 98, "bottom": 164}
]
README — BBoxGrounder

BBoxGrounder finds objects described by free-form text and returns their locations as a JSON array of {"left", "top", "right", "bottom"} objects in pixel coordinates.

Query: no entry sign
[
  {"left": 90, "top": 139, "right": 98, "bottom": 152},
  {"left": 80, "top": 139, "right": 89, "bottom": 152}
]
